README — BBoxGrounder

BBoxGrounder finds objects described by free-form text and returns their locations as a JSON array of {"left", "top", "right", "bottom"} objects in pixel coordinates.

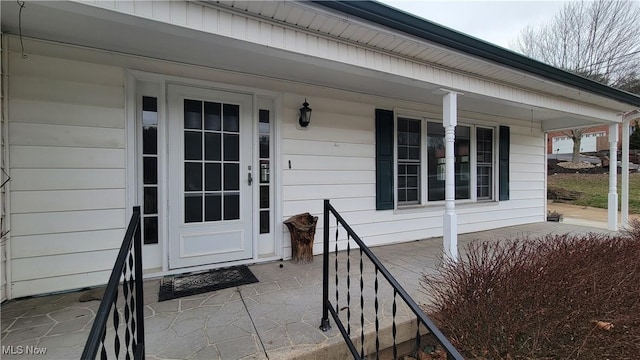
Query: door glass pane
[
  {"left": 184, "top": 132, "right": 202, "bottom": 160},
  {"left": 143, "top": 127, "right": 157, "bottom": 155},
  {"left": 260, "top": 185, "right": 269, "bottom": 208},
  {"left": 184, "top": 162, "right": 202, "bottom": 191},
  {"left": 142, "top": 97, "right": 158, "bottom": 125},
  {"left": 259, "top": 210, "right": 269, "bottom": 234},
  {"left": 143, "top": 217, "right": 158, "bottom": 244},
  {"left": 144, "top": 187, "right": 158, "bottom": 214},
  {"left": 204, "top": 102, "right": 221, "bottom": 131},
  {"left": 223, "top": 134, "right": 239, "bottom": 161},
  {"left": 224, "top": 163, "right": 240, "bottom": 191},
  {"left": 185, "top": 194, "right": 203, "bottom": 223},
  {"left": 259, "top": 134, "right": 269, "bottom": 159},
  {"left": 205, "top": 194, "right": 222, "bottom": 221},
  {"left": 205, "top": 163, "right": 221, "bottom": 191},
  {"left": 184, "top": 100, "right": 202, "bottom": 129},
  {"left": 223, "top": 193, "right": 240, "bottom": 220},
  {"left": 223, "top": 104, "right": 239, "bottom": 132},
  {"left": 205, "top": 133, "right": 221, "bottom": 161},
  {"left": 143, "top": 157, "right": 157, "bottom": 185}
]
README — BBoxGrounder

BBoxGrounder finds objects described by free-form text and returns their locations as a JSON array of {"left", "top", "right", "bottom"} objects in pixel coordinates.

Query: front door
[{"left": 168, "top": 84, "right": 253, "bottom": 269}]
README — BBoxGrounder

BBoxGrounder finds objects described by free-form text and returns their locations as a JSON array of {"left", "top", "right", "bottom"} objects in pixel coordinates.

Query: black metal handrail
[
  {"left": 320, "top": 199, "right": 463, "bottom": 360},
  {"left": 82, "top": 206, "right": 145, "bottom": 360}
]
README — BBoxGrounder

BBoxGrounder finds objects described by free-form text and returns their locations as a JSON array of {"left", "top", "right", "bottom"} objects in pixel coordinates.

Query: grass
[{"left": 547, "top": 173, "right": 640, "bottom": 214}]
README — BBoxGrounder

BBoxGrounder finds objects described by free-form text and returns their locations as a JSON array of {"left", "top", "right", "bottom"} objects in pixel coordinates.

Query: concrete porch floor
[{"left": 0, "top": 222, "right": 615, "bottom": 360}]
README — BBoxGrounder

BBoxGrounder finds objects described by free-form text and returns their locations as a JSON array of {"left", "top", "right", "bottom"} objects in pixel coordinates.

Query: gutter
[{"left": 312, "top": 1, "right": 640, "bottom": 107}]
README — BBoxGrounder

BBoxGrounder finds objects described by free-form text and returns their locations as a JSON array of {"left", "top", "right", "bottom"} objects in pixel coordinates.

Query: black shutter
[
  {"left": 499, "top": 126, "right": 510, "bottom": 201},
  {"left": 375, "top": 109, "right": 394, "bottom": 210}
]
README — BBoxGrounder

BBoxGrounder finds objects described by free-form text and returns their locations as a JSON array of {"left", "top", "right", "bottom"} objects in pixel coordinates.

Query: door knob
[{"left": 248, "top": 172, "right": 253, "bottom": 185}]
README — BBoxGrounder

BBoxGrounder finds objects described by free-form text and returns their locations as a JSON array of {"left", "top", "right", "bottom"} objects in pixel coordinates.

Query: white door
[{"left": 168, "top": 84, "right": 253, "bottom": 269}]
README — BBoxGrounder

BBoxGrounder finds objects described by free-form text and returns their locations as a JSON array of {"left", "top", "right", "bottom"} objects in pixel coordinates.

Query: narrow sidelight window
[
  {"left": 258, "top": 109, "right": 271, "bottom": 234},
  {"left": 142, "top": 96, "right": 159, "bottom": 244}
]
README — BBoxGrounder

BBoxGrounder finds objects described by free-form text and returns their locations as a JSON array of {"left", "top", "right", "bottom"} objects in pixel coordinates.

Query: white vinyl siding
[
  {"left": 4, "top": 38, "right": 548, "bottom": 297},
  {"left": 8, "top": 51, "right": 127, "bottom": 297},
  {"left": 281, "top": 94, "right": 546, "bottom": 258}
]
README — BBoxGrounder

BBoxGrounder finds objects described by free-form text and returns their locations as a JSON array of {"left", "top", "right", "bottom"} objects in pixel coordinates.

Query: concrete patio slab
[{"left": 0, "top": 222, "right": 615, "bottom": 360}]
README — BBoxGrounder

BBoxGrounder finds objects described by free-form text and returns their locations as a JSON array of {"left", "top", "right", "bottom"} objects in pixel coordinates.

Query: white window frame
[{"left": 393, "top": 110, "right": 498, "bottom": 210}]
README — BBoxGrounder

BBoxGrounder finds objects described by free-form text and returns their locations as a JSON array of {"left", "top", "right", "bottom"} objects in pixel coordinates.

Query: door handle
[{"left": 248, "top": 172, "right": 253, "bottom": 186}]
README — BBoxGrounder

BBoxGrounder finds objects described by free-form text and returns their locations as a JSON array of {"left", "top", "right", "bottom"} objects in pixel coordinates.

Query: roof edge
[{"left": 311, "top": 0, "right": 640, "bottom": 108}]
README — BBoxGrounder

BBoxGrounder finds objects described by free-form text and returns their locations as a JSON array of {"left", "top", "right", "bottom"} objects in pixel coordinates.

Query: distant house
[
  {"left": 546, "top": 124, "right": 626, "bottom": 155},
  {"left": 0, "top": 1, "right": 638, "bottom": 301}
]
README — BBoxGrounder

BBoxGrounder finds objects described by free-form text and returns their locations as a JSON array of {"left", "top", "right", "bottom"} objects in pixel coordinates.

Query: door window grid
[
  {"left": 184, "top": 99, "right": 241, "bottom": 223},
  {"left": 258, "top": 109, "right": 271, "bottom": 234},
  {"left": 141, "top": 96, "right": 159, "bottom": 244}
]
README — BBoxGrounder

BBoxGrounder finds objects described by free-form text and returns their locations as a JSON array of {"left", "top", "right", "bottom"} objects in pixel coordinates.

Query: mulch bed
[{"left": 547, "top": 158, "right": 621, "bottom": 174}]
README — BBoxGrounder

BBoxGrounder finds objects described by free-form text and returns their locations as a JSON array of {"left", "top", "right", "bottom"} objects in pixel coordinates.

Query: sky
[{"left": 378, "top": 1, "right": 571, "bottom": 49}]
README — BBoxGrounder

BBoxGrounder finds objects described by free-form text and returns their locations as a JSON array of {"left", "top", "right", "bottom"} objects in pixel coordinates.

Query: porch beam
[
  {"left": 608, "top": 123, "right": 618, "bottom": 231},
  {"left": 442, "top": 90, "right": 460, "bottom": 261}
]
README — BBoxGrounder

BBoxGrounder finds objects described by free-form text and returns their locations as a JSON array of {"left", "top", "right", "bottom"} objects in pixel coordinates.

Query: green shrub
[{"left": 422, "top": 225, "right": 640, "bottom": 359}]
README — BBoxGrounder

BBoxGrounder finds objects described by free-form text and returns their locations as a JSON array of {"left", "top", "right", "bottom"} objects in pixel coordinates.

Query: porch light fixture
[{"left": 298, "top": 99, "right": 312, "bottom": 128}]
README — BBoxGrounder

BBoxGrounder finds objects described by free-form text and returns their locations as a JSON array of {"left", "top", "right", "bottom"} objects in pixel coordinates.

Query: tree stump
[{"left": 284, "top": 213, "right": 318, "bottom": 264}]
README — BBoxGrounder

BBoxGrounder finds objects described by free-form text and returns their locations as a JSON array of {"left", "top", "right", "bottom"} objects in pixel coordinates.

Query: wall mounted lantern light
[{"left": 298, "top": 99, "right": 312, "bottom": 128}]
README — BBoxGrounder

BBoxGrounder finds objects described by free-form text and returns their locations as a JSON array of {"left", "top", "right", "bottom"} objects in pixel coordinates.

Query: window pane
[
  {"left": 260, "top": 160, "right": 269, "bottom": 184},
  {"left": 224, "top": 163, "right": 240, "bottom": 191},
  {"left": 184, "top": 131, "right": 202, "bottom": 160},
  {"left": 259, "top": 109, "right": 270, "bottom": 133},
  {"left": 260, "top": 185, "right": 269, "bottom": 209},
  {"left": 259, "top": 134, "right": 269, "bottom": 159},
  {"left": 224, "top": 193, "right": 240, "bottom": 220},
  {"left": 143, "top": 157, "right": 157, "bottom": 185},
  {"left": 185, "top": 194, "right": 203, "bottom": 223},
  {"left": 205, "top": 194, "right": 222, "bottom": 222},
  {"left": 143, "top": 217, "right": 158, "bottom": 244},
  {"left": 398, "top": 147, "right": 408, "bottom": 160},
  {"left": 205, "top": 163, "right": 221, "bottom": 191},
  {"left": 260, "top": 210, "right": 269, "bottom": 234},
  {"left": 142, "top": 97, "right": 158, "bottom": 126},
  {"left": 143, "top": 96, "right": 157, "bottom": 112},
  {"left": 427, "top": 123, "right": 445, "bottom": 201},
  {"left": 223, "top": 134, "right": 239, "bottom": 161},
  {"left": 477, "top": 128, "right": 494, "bottom": 200},
  {"left": 408, "top": 147, "right": 420, "bottom": 160},
  {"left": 143, "top": 127, "right": 157, "bottom": 155},
  {"left": 144, "top": 187, "right": 158, "bottom": 214},
  {"left": 204, "top": 102, "right": 221, "bottom": 131},
  {"left": 223, "top": 104, "right": 239, "bottom": 132},
  {"left": 185, "top": 162, "right": 202, "bottom": 191},
  {"left": 184, "top": 100, "right": 202, "bottom": 129},
  {"left": 406, "top": 189, "right": 418, "bottom": 202},
  {"left": 205, "top": 133, "right": 221, "bottom": 161}
]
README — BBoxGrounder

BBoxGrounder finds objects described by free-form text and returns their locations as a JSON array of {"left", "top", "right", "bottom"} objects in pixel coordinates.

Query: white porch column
[
  {"left": 621, "top": 119, "right": 630, "bottom": 227},
  {"left": 442, "top": 91, "right": 459, "bottom": 261},
  {"left": 608, "top": 123, "right": 618, "bottom": 231}
]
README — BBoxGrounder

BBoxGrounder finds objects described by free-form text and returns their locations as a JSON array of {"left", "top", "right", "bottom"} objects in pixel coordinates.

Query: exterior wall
[
  {"left": 281, "top": 94, "right": 546, "bottom": 257},
  {"left": 6, "top": 37, "right": 546, "bottom": 298},
  {"left": 8, "top": 47, "right": 127, "bottom": 297}
]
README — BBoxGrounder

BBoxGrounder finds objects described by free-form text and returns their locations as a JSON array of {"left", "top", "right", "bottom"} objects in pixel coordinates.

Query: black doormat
[{"left": 158, "top": 265, "right": 258, "bottom": 302}]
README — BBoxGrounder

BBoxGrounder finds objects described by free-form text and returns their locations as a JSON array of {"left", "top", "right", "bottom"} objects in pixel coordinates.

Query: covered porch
[
  {"left": 0, "top": 221, "right": 616, "bottom": 360},
  {"left": 1, "top": 0, "right": 636, "bottom": 302}
]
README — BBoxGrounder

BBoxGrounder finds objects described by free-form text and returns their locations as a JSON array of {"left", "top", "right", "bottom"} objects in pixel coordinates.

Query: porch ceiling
[{"left": 0, "top": 1, "right": 611, "bottom": 131}]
